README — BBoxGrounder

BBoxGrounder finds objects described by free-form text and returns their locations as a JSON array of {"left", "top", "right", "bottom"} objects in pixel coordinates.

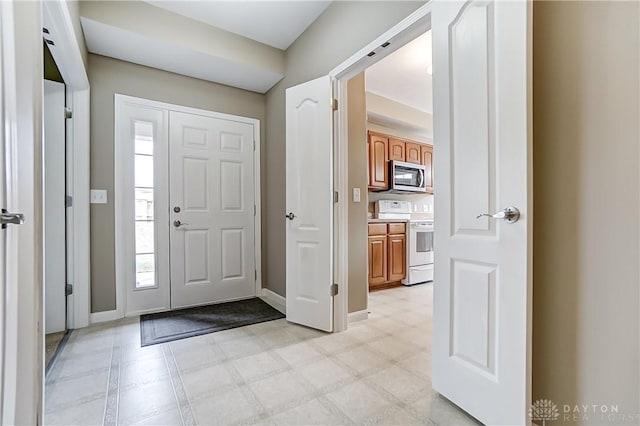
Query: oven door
[
  {"left": 391, "top": 161, "right": 426, "bottom": 192},
  {"left": 409, "top": 222, "right": 434, "bottom": 266}
]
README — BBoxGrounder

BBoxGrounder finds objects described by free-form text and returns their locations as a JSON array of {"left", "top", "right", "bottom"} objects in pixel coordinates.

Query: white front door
[
  {"left": 169, "top": 111, "right": 256, "bottom": 309},
  {"left": 44, "top": 79, "right": 67, "bottom": 334},
  {"left": 285, "top": 75, "right": 334, "bottom": 332},
  {"left": 431, "top": 1, "right": 532, "bottom": 424}
]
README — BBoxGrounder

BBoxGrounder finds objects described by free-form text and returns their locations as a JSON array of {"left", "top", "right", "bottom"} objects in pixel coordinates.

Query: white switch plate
[
  {"left": 352, "top": 188, "right": 361, "bottom": 203},
  {"left": 90, "top": 189, "right": 108, "bottom": 204}
]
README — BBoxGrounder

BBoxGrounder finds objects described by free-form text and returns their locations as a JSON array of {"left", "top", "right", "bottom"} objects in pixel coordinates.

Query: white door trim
[
  {"left": 329, "top": 3, "right": 432, "bottom": 332},
  {"left": 43, "top": 1, "right": 91, "bottom": 329},
  {"left": 112, "top": 94, "right": 262, "bottom": 319}
]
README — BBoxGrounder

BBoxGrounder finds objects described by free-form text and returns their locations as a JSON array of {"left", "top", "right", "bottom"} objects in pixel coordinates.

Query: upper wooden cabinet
[
  {"left": 367, "top": 131, "right": 434, "bottom": 192},
  {"left": 368, "top": 132, "right": 388, "bottom": 189},
  {"left": 388, "top": 138, "right": 405, "bottom": 162},
  {"left": 421, "top": 144, "right": 434, "bottom": 194},
  {"left": 405, "top": 142, "right": 422, "bottom": 165}
]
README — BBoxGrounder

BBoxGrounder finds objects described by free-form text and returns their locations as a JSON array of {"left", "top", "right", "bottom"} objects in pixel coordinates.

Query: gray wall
[
  {"left": 347, "top": 73, "right": 368, "bottom": 314},
  {"left": 263, "top": 1, "right": 425, "bottom": 297},
  {"left": 532, "top": 1, "right": 639, "bottom": 422},
  {"left": 88, "top": 54, "right": 266, "bottom": 312}
]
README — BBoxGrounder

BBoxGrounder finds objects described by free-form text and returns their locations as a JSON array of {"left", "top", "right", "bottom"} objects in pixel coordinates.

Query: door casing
[{"left": 113, "top": 94, "right": 263, "bottom": 318}]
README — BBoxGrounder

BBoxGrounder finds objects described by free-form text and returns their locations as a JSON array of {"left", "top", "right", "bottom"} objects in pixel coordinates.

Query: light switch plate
[
  {"left": 352, "top": 188, "right": 361, "bottom": 203},
  {"left": 90, "top": 189, "right": 108, "bottom": 204}
]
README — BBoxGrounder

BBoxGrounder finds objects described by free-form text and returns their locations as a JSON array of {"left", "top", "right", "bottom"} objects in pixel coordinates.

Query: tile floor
[{"left": 44, "top": 283, "right": 478, "bottom": 425}]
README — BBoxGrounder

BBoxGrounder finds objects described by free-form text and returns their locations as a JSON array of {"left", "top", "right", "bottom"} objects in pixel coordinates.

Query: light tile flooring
[{"left": 45, "top": 283, "right": 478, "bottom": 426}]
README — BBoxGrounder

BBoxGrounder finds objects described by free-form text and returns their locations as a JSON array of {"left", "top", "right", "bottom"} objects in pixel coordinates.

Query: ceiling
[
  {"left": 365, "top": 31, "right": 432, "bottom": 114},
  {"left": 143, "top": 1, "right": 332, "bottom": 50}
]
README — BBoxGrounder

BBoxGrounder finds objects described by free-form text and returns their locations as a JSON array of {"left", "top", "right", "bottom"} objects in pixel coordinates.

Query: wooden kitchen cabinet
[
  {"left": 388, "top": 138, "right": 406, "bottom": 162},
  {"left": 368, "top": 222, "right": 406, "bottom": 290},
  {"left": 368, "top": 132, "right": 388, "bottom": 189},
  {"left": 387, "top": 234, "right": 406, "bottom": 282},
  {"left": 367, "top": 131, "right": 434, "bottom": 192},
  {"left": 368, "top": 235, "right": 387, "bottom": 286},
  {"left": 405, "top": 142, "right": 422, "bottom": 164},
  {"left": 420, "top": 144, "right": 434, "bottom": 194}
]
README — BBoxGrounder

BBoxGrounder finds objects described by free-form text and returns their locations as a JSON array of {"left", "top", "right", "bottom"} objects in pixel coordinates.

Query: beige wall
[
  {"left": 263, "top": 1, "right": 425, "bottom": 297},
  {"left": 532, "top": 1, "right": 639, "bottom": 423},
  {"left": 347, "top": 73, "right": 369, "bottom": 314},
  {"left": 88, "top": 54, "right": 266, "bottom": 312}
]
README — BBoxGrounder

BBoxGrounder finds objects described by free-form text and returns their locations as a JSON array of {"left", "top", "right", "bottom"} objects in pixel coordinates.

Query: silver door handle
[
  {"left": 476, "top": 206, "right": 520, "bottom": 224},
  {"left": 173, "top": 220, "right": 189, "bottom": 227},
  {"left": 285, "top": 212, "right": 296, "bottom": 221},
  {"left": 1, "top": 209, "right": 25, "bottom": 229}
]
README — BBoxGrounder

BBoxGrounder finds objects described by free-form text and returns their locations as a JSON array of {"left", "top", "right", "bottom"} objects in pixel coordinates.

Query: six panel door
[{"left": 169, "top": 111, "right": 256, "bottom": 309}]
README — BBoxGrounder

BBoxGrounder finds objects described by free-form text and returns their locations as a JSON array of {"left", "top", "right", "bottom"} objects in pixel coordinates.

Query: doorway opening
[{"left": 43, "top": 39, "right": 71, "bottom": 374}]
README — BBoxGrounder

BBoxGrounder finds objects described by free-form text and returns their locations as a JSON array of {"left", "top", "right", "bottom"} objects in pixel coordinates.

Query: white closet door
[
  {"left": 169, "top": 111, "right": 256, "bottom": 309},
  {"left": 44, "top": 80, "right": 66, "bottom": 333}
]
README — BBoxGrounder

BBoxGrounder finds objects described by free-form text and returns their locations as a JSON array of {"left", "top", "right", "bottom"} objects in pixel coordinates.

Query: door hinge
[
  {"left": 65, "top": 107, "right": 72, "bottom": 119},
  {"left": 334, "top": 191, "right": 339, "bottom": 203},
  {"left": 331, "top": 98, "right": 338, "bottom": 111},
  {"left": 253, "top": 140, "right": 256, "bottom": 151},
  {"left": 331, "top": 283, "right": 338, "bottom": 296},
  {"left": 254, "top": 205, "right": 256, "bottom": 216},
  {"left": 65, "top": 284, "right": 73, "bottom": 296},
  {"left": 255, "top": 270, "right": 257, "bottom": 281},
  {"left": 65, "top": 195, "right": 73, "bottom": 207}
]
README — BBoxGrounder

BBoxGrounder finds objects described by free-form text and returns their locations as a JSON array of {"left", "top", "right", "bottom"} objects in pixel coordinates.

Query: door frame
[
  {"left": 329, "top": 3, "right": 433, "bottom": 332},
  {"left": 43, "top": 1, "right": 91, "bottom": 329},
  {"left": 113, "top": 94, "right": 263, "bottom": 318}
]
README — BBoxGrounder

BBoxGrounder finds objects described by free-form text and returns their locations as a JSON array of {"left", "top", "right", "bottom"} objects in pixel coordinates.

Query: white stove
[
  {"left": 374, "top": 200, "right": 411, "bottom": 220},
  {"left": 402, "top": 219, "right": 434, "bottom": 285}
]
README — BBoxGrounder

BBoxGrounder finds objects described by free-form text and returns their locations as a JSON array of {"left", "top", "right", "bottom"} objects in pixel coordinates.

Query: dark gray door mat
[{"left": 140, "top": 298, "right": 285, "bottom": 346}]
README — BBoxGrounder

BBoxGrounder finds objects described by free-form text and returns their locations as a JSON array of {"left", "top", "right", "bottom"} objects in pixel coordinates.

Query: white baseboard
[
  {"left": 348, "top": 309, "right": 369, "bottom": 323},
  {"left": 260, "top": 288, "right": 286, "bottom": 314},
  {"left": 90, "top": 309, "right": 122, "bottom": 324}
]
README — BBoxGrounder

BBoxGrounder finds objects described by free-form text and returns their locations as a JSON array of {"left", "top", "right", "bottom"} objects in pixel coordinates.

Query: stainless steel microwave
[{"left": 389, "top": 160, "right": 427, "bottom": 193}]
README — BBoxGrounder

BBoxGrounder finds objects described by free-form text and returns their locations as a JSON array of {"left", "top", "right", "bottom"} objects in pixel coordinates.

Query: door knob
[
  {"left": 285, "top": 212, "right": 296, "bottom": 221},
  {"left": 476, "top": 206, "right": 520, "bottom": 224},
  {"left": 1, "top": 209, "right": 25, "bottom": 229},
  {"left": 173, "top": 220, "right": 189, "bottom": 227}
]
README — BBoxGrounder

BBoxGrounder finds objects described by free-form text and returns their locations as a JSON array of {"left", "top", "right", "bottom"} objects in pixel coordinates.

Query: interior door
[
  {"left": 169, "top": 111, "right": 256, "bottom": 309},
  {"left": 44, "top": 79, "right": 67, "bottom": 334},
  {"left": 431, "top": 1, "right": 532, "bottom": 425},
  {"left": 285, "top": 75, "right": 333, "bottom": 332}
]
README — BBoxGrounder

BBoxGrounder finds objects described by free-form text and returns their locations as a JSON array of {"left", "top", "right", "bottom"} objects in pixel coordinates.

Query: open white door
[
  {"left": 1, "top": 1, "right": 43, "bottom": 424},
  {"left": 432, "top": 1, "right": 532, "bottom": 425},
  {"left": 285, "top": 75, "right": 334, "bottom": 332}
]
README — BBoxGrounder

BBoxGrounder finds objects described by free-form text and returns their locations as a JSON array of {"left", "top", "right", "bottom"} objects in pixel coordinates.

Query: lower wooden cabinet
[
  {"left": 387, "top": 234, "right": 406, "bottom": 282},
  {"left": 368, "top": 222, "right": 406, "bottom": 289},
  {"left": 368, "top": 235, "right": 387, "bottom": 285}
]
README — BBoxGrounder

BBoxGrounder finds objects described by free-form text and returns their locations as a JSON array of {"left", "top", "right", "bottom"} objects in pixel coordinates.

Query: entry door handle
[
  {"left": 1, "top": 209, "right": 25, "bottom": 229},
  {"left": 476, "top": 206, "right": 520, "bottom": 224},
  {"left": 173, "top": 220, "right": 189, "bottom": 228}
]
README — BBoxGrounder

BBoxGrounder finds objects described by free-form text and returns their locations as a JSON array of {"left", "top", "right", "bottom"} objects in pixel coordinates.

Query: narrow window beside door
[{"left": 134, "top": 121, "right": 156, "bottom": 289}]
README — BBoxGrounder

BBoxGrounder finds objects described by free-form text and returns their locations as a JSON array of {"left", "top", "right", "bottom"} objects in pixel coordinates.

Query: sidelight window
[{"left": 134, "top": 121, "right": 156, "bottom": 289}]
